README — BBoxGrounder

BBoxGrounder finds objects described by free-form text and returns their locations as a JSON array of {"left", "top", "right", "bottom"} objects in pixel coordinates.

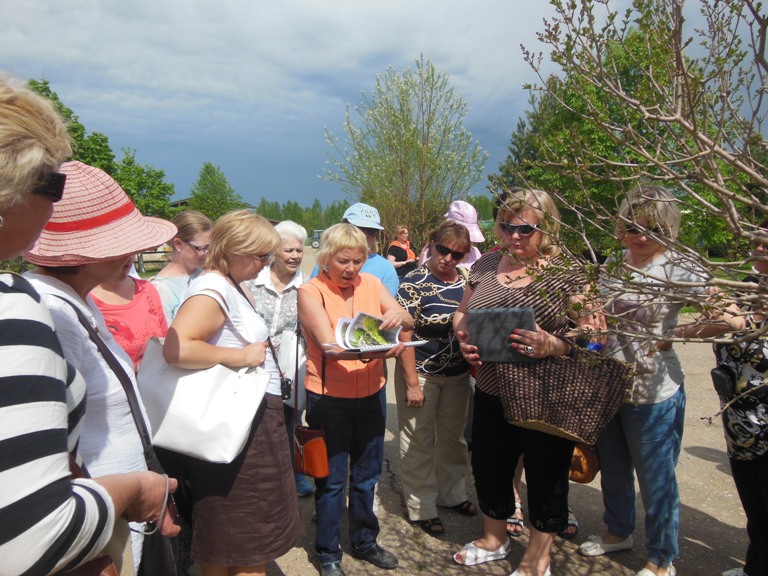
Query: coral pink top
[
  {"left": 91, "top": 278, "right": 168, "bottom": 370},
  {"left": 299, "top": 272, "right": 387, "bottom": 398}
]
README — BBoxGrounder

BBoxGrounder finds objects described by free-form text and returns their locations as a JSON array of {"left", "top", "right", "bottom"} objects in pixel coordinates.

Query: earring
[{"left": 323, "top": 266, "right": 329, "bottom": 272}]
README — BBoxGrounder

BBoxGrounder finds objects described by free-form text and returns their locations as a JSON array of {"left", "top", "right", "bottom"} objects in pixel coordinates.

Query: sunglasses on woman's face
[
  {"left": 434, "top": 243, "right": 466, "bottom": 261},
  {"left": 499, "top": 222, "right": 539, "bottom": 236},
  {"left": 624, "top": 225, "right": 662, "bottom": 236}
]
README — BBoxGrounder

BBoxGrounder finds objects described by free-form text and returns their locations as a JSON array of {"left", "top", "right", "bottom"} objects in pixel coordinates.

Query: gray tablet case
[{"left": 467, "top": 307, "right": 536, "bottom": 363}]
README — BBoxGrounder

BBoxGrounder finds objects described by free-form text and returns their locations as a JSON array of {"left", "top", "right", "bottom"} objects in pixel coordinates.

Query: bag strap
[
  {"left": 53, "top": 296, "right": 158, "bottom": 470},
  {"left": 228, "top": 274, "right": 282, "bottom": 374}
]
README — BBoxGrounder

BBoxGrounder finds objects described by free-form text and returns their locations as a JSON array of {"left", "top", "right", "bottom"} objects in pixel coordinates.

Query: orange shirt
[{"left": 299, "top": 273, "right": 386, "bottom": 398}]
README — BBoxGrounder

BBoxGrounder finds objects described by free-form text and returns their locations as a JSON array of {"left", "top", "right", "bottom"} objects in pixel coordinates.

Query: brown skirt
[{"left": 189, "top": 393, "right": 302, "bottom": 566}]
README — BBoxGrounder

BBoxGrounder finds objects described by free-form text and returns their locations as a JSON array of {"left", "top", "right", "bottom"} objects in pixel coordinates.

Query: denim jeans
[
  {"left": 305, "top": 388, "right": 386, "bottom": 566},
  {"left": 596, "top": 386, "right": 686, "bottom": 568}
]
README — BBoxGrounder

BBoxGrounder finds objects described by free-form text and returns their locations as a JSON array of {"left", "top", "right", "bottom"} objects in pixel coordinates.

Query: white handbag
[{"left": 137, "top": 337, "right": 270, "bottom": 463}]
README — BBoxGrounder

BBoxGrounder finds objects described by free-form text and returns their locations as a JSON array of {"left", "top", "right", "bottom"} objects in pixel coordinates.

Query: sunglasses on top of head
[
  {"left": 434, "top": 243, "right": 466, "bottom": 261},
  {"left": 499, "top": 222, "right": 539, "bottom": 236},
  {"left": 32, "top": 172, "right": 66, "bottom": 203}
]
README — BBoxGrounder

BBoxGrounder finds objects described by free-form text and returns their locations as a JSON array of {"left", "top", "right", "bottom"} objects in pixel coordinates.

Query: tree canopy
[
  {"left": 490, "top": 0, "right": 768, "bottom": 346},
  {"left": 187, "top": 162, "right": 246, "bottom": 220},
  {"left": 323, "top": 55, "right": 488, "bottom": 249}
]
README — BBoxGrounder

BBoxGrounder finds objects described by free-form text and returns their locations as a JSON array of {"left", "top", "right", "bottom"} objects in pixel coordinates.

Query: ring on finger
[{"left": 524, "top": 345, "right": 534, "bottom": 354}]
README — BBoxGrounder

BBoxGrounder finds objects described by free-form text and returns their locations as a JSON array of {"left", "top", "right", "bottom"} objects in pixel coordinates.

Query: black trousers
[
  {"left": 730, "top": 452, "right": 768, "bottom": 576},
  {"left": 471, "top": 389, "right": 573, "bottom": 532}
]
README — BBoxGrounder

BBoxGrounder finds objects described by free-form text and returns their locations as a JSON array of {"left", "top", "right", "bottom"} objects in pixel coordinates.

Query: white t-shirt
[{"left": 183, "top": 272, "right": 280, "bottom": 395}]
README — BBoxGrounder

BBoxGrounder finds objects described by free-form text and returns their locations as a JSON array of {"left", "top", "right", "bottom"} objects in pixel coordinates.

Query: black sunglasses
[
  {"left": 499, "top": 222, "right": 539, "bottom": 236},
  {"left": 358, "top": 227, "right": 380, "bottom": 237},
  {"left": 434, "top": 243, "right": 466, "bottom": 261},
  {"left": 624, "top": 225, "right": 662, "bottom": 236},
  {"left": 33, "top": 172, "right": 66, "bottom": 202}
]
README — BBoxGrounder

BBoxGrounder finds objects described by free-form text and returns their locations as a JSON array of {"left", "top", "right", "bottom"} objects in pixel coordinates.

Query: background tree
[
  {"left": 114, "top": 149, "right": 176, "bottom": 219},
  {"left": 323, "top": 55, "right": 488, "bottom": 250},
  {"left": 28, "top": 79, "right": 117, "bottom": 174},
  {"left": 495, "top": 0, "right": 767, "bottom": 340},
  {"left": 187, "top": 161, "right": 246, "bottom": 220}
]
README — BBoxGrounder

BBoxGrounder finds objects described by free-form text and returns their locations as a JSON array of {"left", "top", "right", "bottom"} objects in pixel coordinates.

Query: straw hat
[{"left": 24, "top": 161, "right": 177, "bottom": 266}]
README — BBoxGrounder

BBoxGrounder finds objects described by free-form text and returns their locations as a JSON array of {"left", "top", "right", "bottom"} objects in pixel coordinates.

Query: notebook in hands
[{"left": 466, "top": 307, "right": 536, "bottom": 362}]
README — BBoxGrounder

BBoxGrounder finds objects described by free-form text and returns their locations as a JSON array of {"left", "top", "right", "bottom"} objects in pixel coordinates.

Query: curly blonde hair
[
  {"left": 494, "top": 187, "right": 562, "bottom": 258},
  {"left": 0, "top": 77, "right": 71, "bottom": 210}
]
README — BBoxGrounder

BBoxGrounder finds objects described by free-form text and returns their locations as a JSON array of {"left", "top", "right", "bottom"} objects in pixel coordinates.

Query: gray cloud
[{"left": 3, "top": 0, "right": 561, "bottom": 206}]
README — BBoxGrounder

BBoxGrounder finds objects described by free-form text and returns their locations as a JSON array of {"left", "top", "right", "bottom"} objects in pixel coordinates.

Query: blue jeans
[
  {"left": 596, "top": 386, "right": 686, "bottom": 568},
  {"left": 305, "top": 388, "right": 386, "bottom": 566}
]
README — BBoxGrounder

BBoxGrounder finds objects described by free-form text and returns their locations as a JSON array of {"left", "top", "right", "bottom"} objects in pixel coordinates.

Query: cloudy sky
[{"left": 4, "top": 0, "right": 571, "bottom": 207}]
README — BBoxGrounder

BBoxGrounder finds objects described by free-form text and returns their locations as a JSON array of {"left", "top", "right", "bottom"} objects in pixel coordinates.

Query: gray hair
[{"left": 275, "top": 220, "right": 307, "bottom": 244}]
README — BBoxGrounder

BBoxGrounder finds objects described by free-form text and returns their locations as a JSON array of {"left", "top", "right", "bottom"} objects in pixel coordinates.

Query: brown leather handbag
[
  {"left": 569, "top": 443, "right": 600, "bottom": 484},
  {"left": 294, "top": 426, "right": 330, "bottom": 478},
  {"left": 293, "top": 335, "right": 329, "bottom": 478}
]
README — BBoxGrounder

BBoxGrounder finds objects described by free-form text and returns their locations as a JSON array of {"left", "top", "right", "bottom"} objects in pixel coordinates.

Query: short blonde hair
[
  {"left": 0, "top": 77, "right": 71, "bottom": 210},
  {"left": 394, "top": 224, "right": 408, "bottom": 236},
  {"left": 205, "top": 210, "right": 280, "bottom": 276},
  {"left": 316, "top": 223, "right": 368, "bottom": 268},
  {"left": 494, "top": 187, "right": 562, "bottom": 258},
  {"left": 616, "top": 183, "right": 681, "bottom": 241}
]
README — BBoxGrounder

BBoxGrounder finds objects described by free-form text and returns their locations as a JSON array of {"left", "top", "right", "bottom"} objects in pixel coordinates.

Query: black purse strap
[
  {"left": 54, "top": 295, "right": 160, "bottom": 471},
  {"left": 228, "top": 273, "right": 282, "bottom": 374}
]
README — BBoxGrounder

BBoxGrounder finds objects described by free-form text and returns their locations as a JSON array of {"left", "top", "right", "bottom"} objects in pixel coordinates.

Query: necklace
[{"left": 499, "top": 250, "right": 537, "bottom": 286}]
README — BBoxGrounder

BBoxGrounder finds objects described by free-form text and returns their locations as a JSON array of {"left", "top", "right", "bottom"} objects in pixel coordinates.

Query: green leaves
[
  {"left": 323, "top": 55, "right": 488, "bottom": 250},
  {"left": 187, "top": 162, "right": 246, "bottom": 221}
]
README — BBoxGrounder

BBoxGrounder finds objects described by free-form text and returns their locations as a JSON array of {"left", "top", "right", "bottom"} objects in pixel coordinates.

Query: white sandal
[{"left": 453, "top": 539, "right": 511, "bottom": 566}]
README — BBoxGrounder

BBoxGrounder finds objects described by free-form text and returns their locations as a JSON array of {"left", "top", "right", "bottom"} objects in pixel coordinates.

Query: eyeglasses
[
  {"left": 184, "top": 240, "right": 210, "bottom": 253},
  {"left": 358, "top": 227, "right": 380, "bottom": 237},
  {"left": 499, "top": 222, "right": 539, "bottom": 236},
  {"left": 434, "top": 243, "right": 466, "bottom": 261},
  {"left": 32, "top": 172, "right": 66, "bottom": 202},
  {"left": 624, "top": 226, "right": 662, "bottom": 236},
  {"left": 254, "top": 252, "right": 272, "bottom": 263}
]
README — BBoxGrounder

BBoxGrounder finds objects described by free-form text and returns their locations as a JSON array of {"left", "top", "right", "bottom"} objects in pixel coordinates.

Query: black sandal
[
  {"left": 450, "top": 500, "right": 478, "bottom": 517},
  {"left": 412, "top": 517, "right": 445, "bottom": 536}
]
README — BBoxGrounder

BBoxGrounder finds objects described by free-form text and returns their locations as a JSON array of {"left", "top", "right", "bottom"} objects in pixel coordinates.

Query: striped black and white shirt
[{"left": 0, "top": 273, "right": 114, "bottom": 576}]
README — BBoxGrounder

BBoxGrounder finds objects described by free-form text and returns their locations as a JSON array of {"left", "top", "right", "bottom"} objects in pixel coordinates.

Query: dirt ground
[{"left": 193, "top": 248, "right": 749, "bottom": 576}]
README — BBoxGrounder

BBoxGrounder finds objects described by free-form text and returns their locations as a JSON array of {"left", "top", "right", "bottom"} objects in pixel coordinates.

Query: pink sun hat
[
  {"left": 445, "top": 200, "right": 485, "bottom": 243},
  {"left": 24, "top": 160, "right": 177, "bottom": 267}
]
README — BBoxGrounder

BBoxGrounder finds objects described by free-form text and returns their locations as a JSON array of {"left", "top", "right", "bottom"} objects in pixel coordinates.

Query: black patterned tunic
[{"left": 396, "top": 265, "right": 469, "bottom": 377}]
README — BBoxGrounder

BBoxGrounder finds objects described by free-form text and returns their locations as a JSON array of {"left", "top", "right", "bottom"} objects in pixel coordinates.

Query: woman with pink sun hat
[{"left": 23, "top": 160, "right": 178, "bottom": 573}]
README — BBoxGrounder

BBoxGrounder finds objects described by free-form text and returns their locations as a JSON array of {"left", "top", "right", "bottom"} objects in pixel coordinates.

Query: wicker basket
[{"left": 494, "top": 348, "right": 635, "bottom": 444}]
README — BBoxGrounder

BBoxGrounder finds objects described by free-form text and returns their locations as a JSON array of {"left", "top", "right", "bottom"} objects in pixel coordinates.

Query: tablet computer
[{"left": 466, "top": 307, "right": 536, "bottom": 363}]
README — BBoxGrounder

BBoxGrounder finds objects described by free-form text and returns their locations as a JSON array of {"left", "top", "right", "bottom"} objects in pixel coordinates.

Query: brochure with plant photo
[{"left": 324, "top": 312, "right": 427, "bottom": 352}]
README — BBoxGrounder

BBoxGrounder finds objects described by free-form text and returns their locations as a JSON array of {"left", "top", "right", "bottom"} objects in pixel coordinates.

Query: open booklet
[{"left": 323, "top": 312, "right": 428, "bottom": 353}]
